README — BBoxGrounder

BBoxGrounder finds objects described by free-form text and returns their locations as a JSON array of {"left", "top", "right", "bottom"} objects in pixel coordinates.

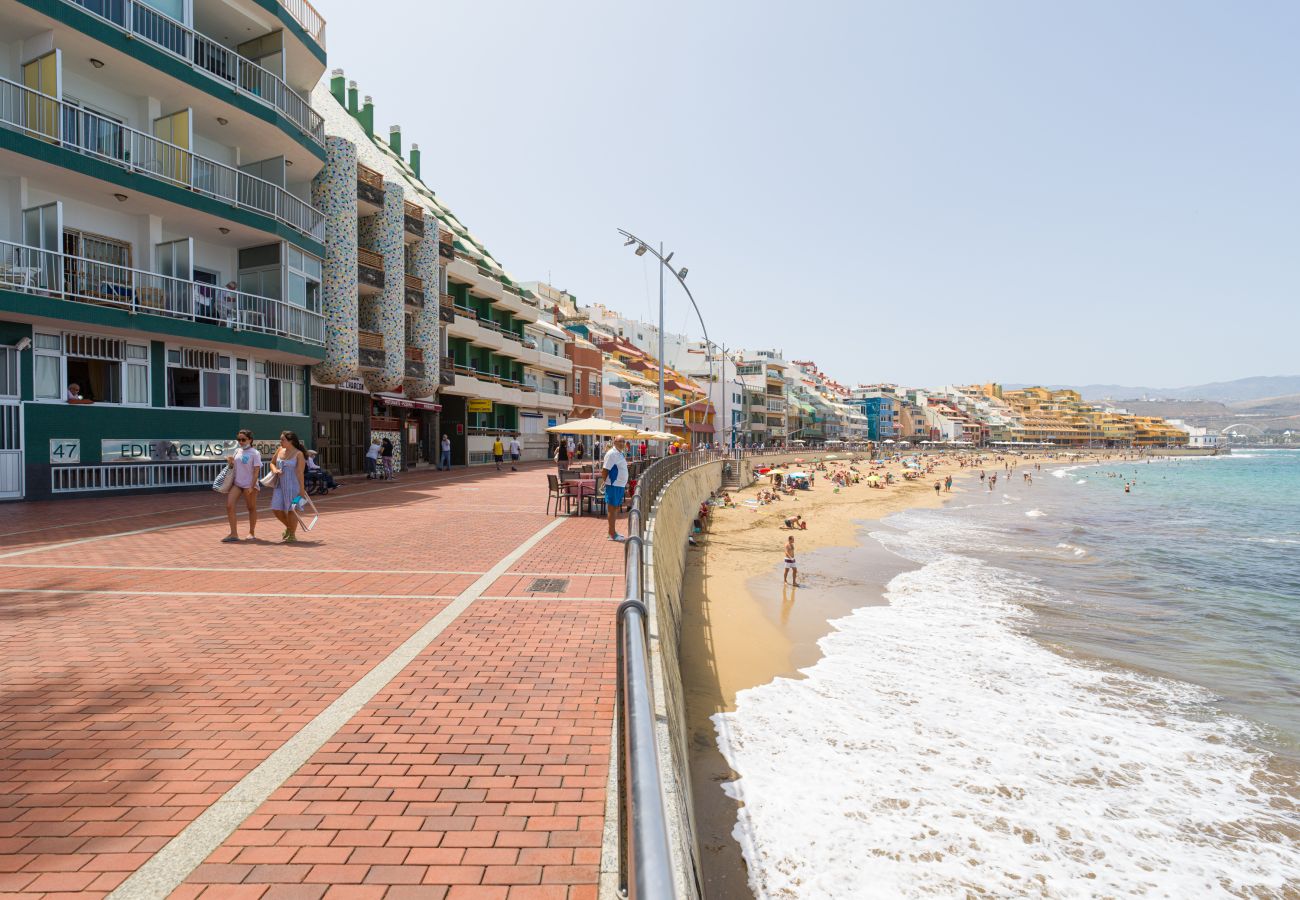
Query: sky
[{"left": 321, "top": 1, "right": 1299, "bottom": 388}]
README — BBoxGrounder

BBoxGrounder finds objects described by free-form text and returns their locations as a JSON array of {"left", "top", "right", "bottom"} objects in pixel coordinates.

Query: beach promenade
[{"left": 0, "top": 464, "right": 622, "bottom": 900}]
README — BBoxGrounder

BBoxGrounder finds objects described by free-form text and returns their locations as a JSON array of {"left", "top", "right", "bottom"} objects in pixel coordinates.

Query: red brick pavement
[{"left": 0, "top": 464, "right": 626, "bottom": 898}]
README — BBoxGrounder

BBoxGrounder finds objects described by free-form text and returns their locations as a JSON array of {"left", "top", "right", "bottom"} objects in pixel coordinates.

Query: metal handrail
[
  {"left": 61, "top": 0, "right": 324, "bottom": 145},
  {"left": 0, "top": 238, "right": 324, "bottom": 345},
  {"left": 0, "top": 76, "right": 324, "bottom": 242},
  {"left": 618, "top": 448, "right": 766, "bottom": 899}
]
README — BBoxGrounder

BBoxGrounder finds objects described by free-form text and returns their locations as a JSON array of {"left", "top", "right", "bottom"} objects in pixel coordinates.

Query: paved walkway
[{"left": 0, "top": 463, "right": 624, "bottom": 899}]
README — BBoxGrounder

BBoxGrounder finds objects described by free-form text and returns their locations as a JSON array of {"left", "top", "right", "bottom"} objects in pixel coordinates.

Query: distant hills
[{"left": 1004, "top": 376, "right": 1300, "bottom": 404}]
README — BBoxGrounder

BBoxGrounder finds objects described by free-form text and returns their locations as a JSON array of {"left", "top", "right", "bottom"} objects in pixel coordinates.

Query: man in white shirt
[
  {"left": 439, "top": 434, "right": 452, "bottom": 470},
  {"left": 602, "top": 436, "right": 629, "bottom": 541},
  {"left": 508, "top": 433, "right": 522, "bottom": 471}
]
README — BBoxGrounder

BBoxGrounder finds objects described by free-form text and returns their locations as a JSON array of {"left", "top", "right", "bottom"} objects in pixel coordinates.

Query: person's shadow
[{"left": 781, "top": 582, "right": 797, "bottom": 625}]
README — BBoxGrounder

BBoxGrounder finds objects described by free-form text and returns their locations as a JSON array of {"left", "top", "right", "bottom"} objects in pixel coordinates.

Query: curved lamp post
[{"left": 617, "top": 228, "right": 714, "bottom": 446}]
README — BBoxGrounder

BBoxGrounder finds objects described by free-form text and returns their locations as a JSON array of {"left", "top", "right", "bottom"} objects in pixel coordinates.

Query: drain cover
[{"left": 527, "top": 578, "right": 569, "bottom": 593}]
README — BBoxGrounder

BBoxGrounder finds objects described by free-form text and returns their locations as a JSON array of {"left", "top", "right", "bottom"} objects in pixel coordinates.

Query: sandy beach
[{"left": 680, "top": 450, "right": 1105, "bottom": 898}]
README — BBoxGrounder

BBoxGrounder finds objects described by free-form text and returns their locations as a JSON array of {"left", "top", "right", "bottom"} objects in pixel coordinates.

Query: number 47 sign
[{"left": 49, "top": 439, "right": 81, "bottom": 465}]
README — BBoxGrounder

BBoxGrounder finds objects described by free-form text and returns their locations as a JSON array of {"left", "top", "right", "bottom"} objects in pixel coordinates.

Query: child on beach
[{"left": 783, "top": 535, "right": 799, "bottom": 586}]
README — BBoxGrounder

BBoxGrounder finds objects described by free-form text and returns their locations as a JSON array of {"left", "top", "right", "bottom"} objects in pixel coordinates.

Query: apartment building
[{"left": 0, "top": 0, "right": 328, "bottom": 499}]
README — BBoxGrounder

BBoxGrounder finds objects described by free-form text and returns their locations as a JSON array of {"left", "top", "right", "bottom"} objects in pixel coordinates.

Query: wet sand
[{"left": 680, "top": 452, "right": 1101, "bottom": 898}]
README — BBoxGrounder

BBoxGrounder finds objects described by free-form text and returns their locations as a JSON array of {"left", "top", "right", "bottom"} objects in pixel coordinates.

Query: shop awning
[
  {"left": 683, "top": 422, "right": 714, "bottom": 433},
  {"left": 375, "top": 393, "right": 442, "bottom": 412}
]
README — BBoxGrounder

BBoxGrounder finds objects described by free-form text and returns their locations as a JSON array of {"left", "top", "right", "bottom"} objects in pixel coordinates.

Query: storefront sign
[
  {"left": 311, "top": 376, "right": 369, "bottom": 393},
  {"left": 468, "top": 399, "right": 494, "bottom": 413},
  {"left": 49, "top": 439, "right": 80, "bottom": 465},
  {"left": 102, "top": 439, "right": 237, "bottom": 463},
  {"left": 666, "top": 416, "right": 684, "bottom": 425}
]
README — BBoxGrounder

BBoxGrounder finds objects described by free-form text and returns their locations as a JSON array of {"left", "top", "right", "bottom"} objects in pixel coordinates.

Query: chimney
[
  {"left": 408, "top": 142, "right": 420, "bottom": 179},
  {"left": 346, "top": 80, "right": 358, "bottom": 116},
  {"left": 388, "top": 124, "right": 402, "bottom": 157},
  {"left": 329, "top": 68, "right": 345, "bottom": 105},
  {"left": 360, "top": 96, "right": 374, "bottom": 137}
]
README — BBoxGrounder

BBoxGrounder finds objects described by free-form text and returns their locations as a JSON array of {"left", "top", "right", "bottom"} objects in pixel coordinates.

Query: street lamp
[{"left": 617, "top": 228, "right": 714, "bottom": 448}]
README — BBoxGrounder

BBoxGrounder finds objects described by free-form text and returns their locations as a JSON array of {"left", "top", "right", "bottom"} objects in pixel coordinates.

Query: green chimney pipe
[
  {"left": 388, "top": 125, "right": 402, "bottom": 157},
  {"left": 330, "top": 69, "right": 345, "bottom": 105},
  {"left": 361, "top": 96, "right": 374, "bottom": 137},
  {"left": 409, "top": 143, "right": 420, "bottom": 179},
  {"left": 347, "top": 80, "right": 359, "bottom": 116}
]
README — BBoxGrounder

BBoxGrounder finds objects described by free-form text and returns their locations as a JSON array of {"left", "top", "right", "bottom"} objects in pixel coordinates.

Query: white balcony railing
[
  {"left": 278, "top": 0, "right": 326, "bottom": 47},
  {"left": 0, "top": 76, "right": 324, "bottom": 243},
  {"left": 61, "top": 0, "right": 324, "bottom": 145},
  {"left": 0, "top": 239, "right": 324, "bottom": 347}
]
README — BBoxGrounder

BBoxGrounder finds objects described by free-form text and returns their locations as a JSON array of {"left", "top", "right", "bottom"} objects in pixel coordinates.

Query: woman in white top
[{"left": 223, "top": 429, "right": 261, "bottom": 543}]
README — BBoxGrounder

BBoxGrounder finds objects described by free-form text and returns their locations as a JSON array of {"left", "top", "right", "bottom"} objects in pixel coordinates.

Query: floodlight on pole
[{"left": 634, "top": 243, "right": 648, "bottom": 257}]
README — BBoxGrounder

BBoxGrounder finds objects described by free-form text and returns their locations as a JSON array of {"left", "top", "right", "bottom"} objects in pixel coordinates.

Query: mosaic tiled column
[
  {"left": 310, "top": 136, "right": 359, "bottom": 383},
  {"left": 405, "top": 210, "right": 440, "bottom": 399},
  {"left": 358, "top": 178, "right": 405, "bottom": 393}
]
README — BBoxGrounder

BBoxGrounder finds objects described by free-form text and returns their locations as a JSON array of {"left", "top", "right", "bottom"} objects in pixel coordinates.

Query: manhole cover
[{"left": 528, "top": 578, "right": 569, "bottom": 593}]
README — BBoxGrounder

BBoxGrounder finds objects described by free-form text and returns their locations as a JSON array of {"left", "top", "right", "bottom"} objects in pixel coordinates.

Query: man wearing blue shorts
[{"left": 603, "top": 436, "right": 629, "bottom": 541}]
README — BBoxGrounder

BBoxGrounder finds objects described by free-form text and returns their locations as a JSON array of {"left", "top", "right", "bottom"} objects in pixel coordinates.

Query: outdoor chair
[{"left": 546, "top": 473, "right": 573, "bottom": 517}]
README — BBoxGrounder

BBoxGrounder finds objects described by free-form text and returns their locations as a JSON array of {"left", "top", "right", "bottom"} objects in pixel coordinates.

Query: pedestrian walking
[
  {"left": 509, "top": 433, "right": 522, "bottom": 471},
  {"left": 439, "top": 433, "right": 452, "bottom": 470},
  {"left": 492, "top": 434, "right": 505, "bottom": 471},
  {"left": 554, "top": 437, "right": 570, "bottom": 472},
  {"left": 222, "top": 429, "right": 261, "bottom": 542},
  {"left": 603, "top": 436, "right": 629, "bottom": 541},
  {"left": 270, "top": 431, "right": 307, "bottom": 543},
  {"left": 381, "top": 437, "right": 395, "bottom": 480}
]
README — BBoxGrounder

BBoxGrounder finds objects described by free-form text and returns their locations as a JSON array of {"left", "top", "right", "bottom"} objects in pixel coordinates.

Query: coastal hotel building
[{"left": 0, "top": 0, "right": 576, "bottom": 499}]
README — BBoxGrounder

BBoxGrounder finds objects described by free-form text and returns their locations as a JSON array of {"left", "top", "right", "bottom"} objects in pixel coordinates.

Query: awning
[
  {"left": 375, "top": 393, "right": 442, "bottom": 412},
  {"left": 684, "top": 422, "right": 714, "bottom": 433}
]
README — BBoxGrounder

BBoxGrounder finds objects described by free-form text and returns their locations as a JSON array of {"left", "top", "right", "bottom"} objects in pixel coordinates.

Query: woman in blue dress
[{"left": 270, "top": 430, "right": 308, "bottom": 543}]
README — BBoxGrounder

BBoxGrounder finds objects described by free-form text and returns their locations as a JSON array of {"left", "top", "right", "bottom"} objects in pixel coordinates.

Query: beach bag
[
  {"left": 213, "top": 464, "right": 235, "bottom": 494},
  {"left": 259, "top": 469, "right": 279, "bottom": 488}
]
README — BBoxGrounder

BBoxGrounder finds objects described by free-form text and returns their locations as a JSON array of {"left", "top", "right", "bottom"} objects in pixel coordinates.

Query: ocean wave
[
  {"left": 716, "top": 521, "right": 1300, "bottom": 899},
  {"left": 1026, "top": 509, "right": 1046, "bottom": 518},
  {"left": 1056, "top": 542, "right": 1088, "bottom": 557}
]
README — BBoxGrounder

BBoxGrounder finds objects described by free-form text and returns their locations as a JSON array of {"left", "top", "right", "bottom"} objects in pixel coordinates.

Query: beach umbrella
[
  {"left": 635, "top": 430, "right": 677, "bottom": 441},
  {"left": 547, "top": 417, "right": 638, "bottom": 436}
]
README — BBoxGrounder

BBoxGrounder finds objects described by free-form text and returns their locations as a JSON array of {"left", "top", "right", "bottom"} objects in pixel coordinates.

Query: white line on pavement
[{"left": 105, "top": 514, "right": 571, "bottom": 900}]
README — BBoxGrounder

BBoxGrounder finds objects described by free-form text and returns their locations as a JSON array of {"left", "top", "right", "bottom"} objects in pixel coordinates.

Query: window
[
  {"left": 589, "top": 374, "right": 599, "bottom": 396},
  {"left": 255, "top": 360, "right": 305, "bottom": 414},
  {"left": 286, "top": 246, "right": 322, "bottom": 312},
  {"left": 34, "top": 331, "right": 149, "bottom": 405}
]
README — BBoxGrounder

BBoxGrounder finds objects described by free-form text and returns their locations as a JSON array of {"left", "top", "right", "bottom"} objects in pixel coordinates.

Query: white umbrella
[{"left": 546, "top": 417, "right": 639, "bottom": 436}]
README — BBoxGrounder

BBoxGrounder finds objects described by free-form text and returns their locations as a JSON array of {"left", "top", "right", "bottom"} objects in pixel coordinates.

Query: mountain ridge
[{"left": 1001, "top": 376, "right": 1300, "bottom": 404}]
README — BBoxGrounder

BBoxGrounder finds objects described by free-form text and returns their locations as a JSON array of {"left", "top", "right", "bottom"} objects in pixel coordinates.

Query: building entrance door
[
  {"left": 0, "top": 348, "right": 23, "bottom": 500},
  {"left": 312, "top": 387, "right": 368, "bottom": 476}
]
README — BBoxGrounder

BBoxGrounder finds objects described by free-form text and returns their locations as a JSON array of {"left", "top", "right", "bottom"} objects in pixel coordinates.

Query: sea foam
[{"left": 714, "top": 513, "right": 1300, "bottom": 899}]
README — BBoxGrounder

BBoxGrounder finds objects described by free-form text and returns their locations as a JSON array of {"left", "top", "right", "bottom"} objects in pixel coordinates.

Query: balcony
[
  {"left": 439, "top": 292, "right": 456, "bottom": 324},
  {"left": 0, "top": 77, "right": 324, "bottom": 242},
  {"left": 439, "top": 356, "right": 455, "bottom": 386},
  {"left": 0, "top": 238, "right": 324, "bottom": 346},
  {"left": 438, "top": 232, "right": 455, "bottom": 262},
  {"left": 403, "top": 201, "right": 425, "bottom": 240},
  {"left": 357, "top": 163, "right": 384, "bottom": 212},
  {"left": 279, "top": 0, "right": 327, "bottom": 48},
  {"left": 357, "top": 247, "right": 384, "bottom": 294},
  {"left": 60, "top": 0, "right": 325, "bottom": 147},
  {"left": 358, "top": 330, "right": 385, "bottom": 370},
  {"left": 404, "top": 346, "right": 425, "bottom": 379},
  {"left": 404, "top": 274, "right": 424, "bottom": 309}
]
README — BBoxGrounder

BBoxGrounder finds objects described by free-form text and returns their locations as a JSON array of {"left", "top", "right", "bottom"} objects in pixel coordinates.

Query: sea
[{"left": 713, "top": 449, "right": 1300, "bottom": 899}]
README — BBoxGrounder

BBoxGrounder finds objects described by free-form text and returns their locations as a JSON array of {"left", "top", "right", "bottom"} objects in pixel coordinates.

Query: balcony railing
[
  {"left": 403, "top": 201, "right": 425, "bottom": 238},
  {"left": 439, "top": 292, "right": 455, "bottom": 324},
  {"left": 358, "top": 329, "right": 385, "bottom": 369},
  {"left": 0, "top": 77, "right": 324, "bottom": 242},
  {"left": 279, "top": 0, "right": 327, "bottom": 47},
  {"left": 439, "top": 356, "right": 455, "bottom": 386},
  {"left": 0, "top": 238, "right": 323, "bottom": 346},
  {"left": 61, "top": 0, "right": 324, "bottom": 146},
  {"left": 404, "top": 346, "right": 425, "bottom": 379},
  {"left": 404, "top": 274, "right": 424, "bottom": 308},
  {"left": 453, "top": 304, "right": 478, "bottom": 320},
  {"left": 438, "top": 235, "right": 455, "bottom": 262},
  {"left": 357, "top": 163, "right": 384, "bottom": 207}
]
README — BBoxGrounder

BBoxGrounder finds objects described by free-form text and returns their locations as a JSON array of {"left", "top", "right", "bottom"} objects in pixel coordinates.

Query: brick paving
[{"left": 0, "top": 464, "right": 623, "bottom": 899}]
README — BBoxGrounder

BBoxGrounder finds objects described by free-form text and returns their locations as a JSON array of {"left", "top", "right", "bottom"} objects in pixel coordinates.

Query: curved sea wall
[{"left": 616, "top": 453, "right": 790, "bottom": 899}]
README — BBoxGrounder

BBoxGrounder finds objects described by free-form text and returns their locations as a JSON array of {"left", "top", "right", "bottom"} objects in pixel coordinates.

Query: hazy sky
[{"left": 323, "top": 1, "right": 1298, "bottom": 388}]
